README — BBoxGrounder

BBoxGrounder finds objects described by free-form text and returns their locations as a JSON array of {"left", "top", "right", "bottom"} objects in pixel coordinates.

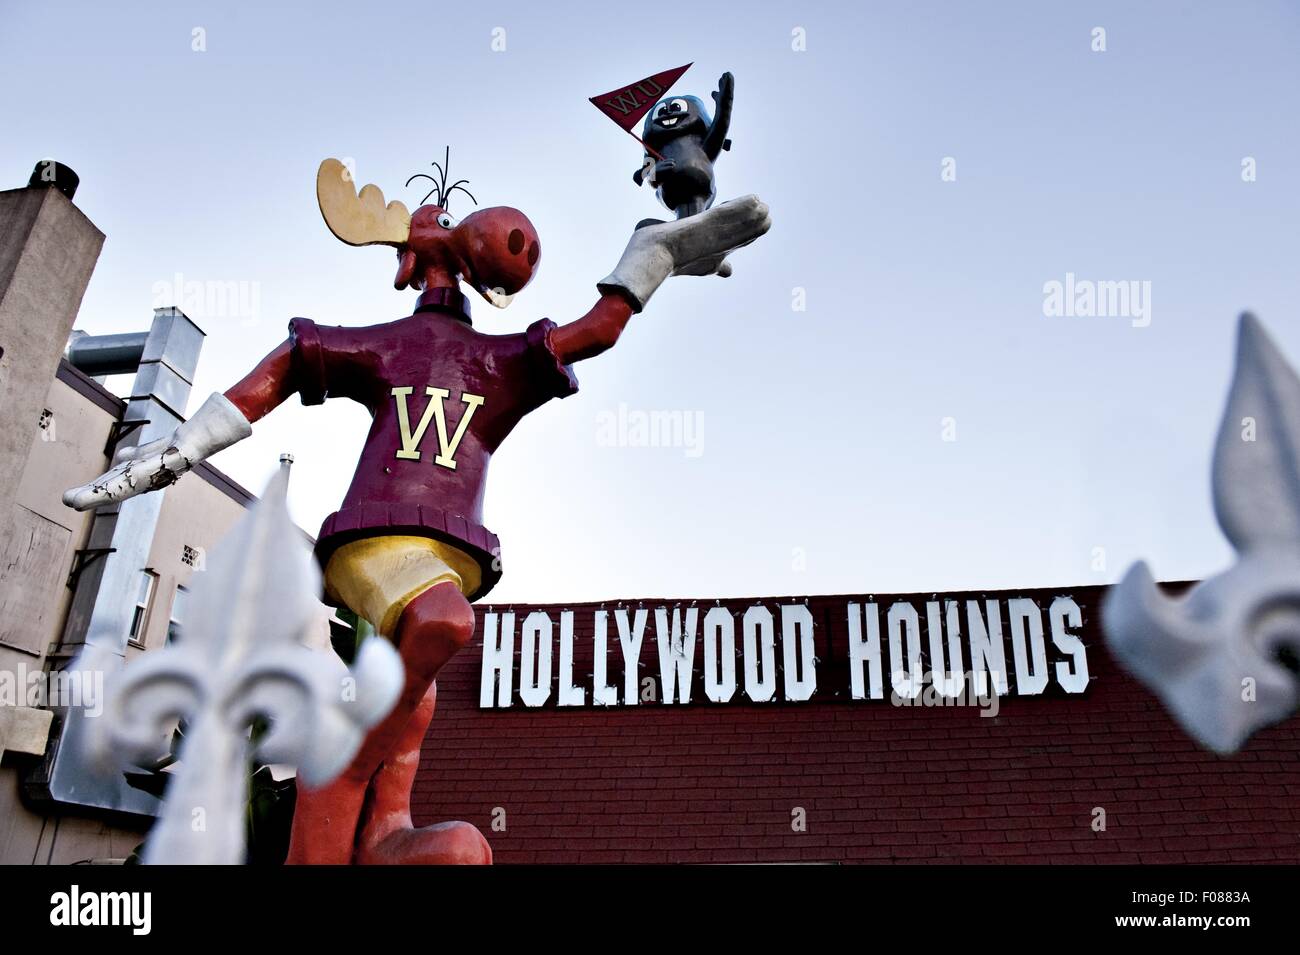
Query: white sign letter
[
  {"left": 519, "top": 611, "right": 553, "bottom": 707},
  {"left": 780, "top": 604, "right": 817, "bottom": 701},
  {"left": 847, "top": 602, "right": 883, "bottom": 700},
  {"left": 742, "top": 605, "right": 776, "bottom": 702},
  {"left": 1008, "top": 598, "right": 1049, "bottom": 695},
  {"left": 479, "top": 611, "right": 515, "bottom": 707},
  {"left": 702, "top": 607, "right": 737, "bottom": 702},
  {"left": 1049, "top": 596, "right": 1090, "bottom": 693},
  {"left": 558, "top": 611, "right": 584, "bottom": 706}
]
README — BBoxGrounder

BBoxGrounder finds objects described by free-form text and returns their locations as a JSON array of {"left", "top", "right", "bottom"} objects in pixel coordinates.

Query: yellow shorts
[{"left": 323, "top": 535, "right": 482, "bottom": 635}]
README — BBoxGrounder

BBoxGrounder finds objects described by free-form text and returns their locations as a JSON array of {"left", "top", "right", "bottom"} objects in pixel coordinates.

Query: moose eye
[
  {"left": 437, "top": 212, "right": 457, "bottom": 229},
  {"left": 668, "top": 98, "right": 688, "bottom": 114}
]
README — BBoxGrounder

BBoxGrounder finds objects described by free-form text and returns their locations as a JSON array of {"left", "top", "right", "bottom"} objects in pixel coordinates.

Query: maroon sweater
[{"left": 288, "top": 297, "right": 578, "bottom": 600}]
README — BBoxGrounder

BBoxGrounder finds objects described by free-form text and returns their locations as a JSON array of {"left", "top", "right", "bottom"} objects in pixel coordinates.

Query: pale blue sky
[{"left": 3, "top": 0, "right": 1298, "bottom": 602}]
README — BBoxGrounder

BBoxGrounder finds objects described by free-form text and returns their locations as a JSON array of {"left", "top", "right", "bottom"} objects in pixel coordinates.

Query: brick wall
[{"left": 411, "top": 583, "right": 1300, "bottom": 864}]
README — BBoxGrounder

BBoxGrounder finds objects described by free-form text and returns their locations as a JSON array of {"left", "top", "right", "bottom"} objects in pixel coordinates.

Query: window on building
[
  {"left": 182, "top": 544, "right": 199, "bottom": 567},
  {"left": 167, "top": 585, "right": 189, "bottom": 644},
  {"left": 128, "top": 569, "right": 158, "bottom": 647}
]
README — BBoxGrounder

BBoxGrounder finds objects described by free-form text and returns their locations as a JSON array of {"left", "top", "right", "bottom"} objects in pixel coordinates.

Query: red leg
[
  {"left": 354, "top": 682, "right": 492, "bottom": 865},
  {"left": 285, "top": 579, "right": 477, "bottom": 865},
  {"left": 284, "top": 773, "right": 369, "bottom": 865},
  {"left": 345, "top": 580, "right": 476, "bottom": 784}
]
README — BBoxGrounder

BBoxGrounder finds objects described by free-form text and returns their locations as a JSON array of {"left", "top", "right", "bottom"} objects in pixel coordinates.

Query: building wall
[
  {"left": 0, "top": 365, "right": 255, "bottom": 671},
  {"left": 128, "top": 458, "right": 249, "bottom": 657},
  {"left": 412, "top": 584, "right": 1300, "bottom": 864},
  {"left": 0, "top": 366, "right": 109, "bottom": 675}
]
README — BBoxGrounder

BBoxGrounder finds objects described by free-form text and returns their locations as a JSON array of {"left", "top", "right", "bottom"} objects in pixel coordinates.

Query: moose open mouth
[{"left": 480, "top": 285, "right": 514, "bottom": 309}]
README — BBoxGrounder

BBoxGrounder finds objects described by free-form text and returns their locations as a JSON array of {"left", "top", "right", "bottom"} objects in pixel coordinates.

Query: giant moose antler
[{"left": 316, "top": 158, "right": 411, "bottom": 247}]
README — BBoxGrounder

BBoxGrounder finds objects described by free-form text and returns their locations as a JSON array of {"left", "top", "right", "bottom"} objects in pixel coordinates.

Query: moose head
[{"left": 316, "top": 152, "right": 540, "bottom": 309}]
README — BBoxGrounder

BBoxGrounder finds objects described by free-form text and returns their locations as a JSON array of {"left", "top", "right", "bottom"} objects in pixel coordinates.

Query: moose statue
[{"left": 64, "top": 152, "right": 770, "bottom": 864}]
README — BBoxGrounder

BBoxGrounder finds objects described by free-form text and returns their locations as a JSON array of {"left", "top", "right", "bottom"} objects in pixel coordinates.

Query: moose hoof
[{"left": 356, "top": 821, "right": 492, "bottom": 865}]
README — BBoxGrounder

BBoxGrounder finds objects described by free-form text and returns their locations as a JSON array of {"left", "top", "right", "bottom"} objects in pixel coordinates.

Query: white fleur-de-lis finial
[
  {"left": 79, "top": 466, "right": 402, "bottom": 864},
  {"left": 1105, "top": 313, "right": 1300, "bottom": 753}
]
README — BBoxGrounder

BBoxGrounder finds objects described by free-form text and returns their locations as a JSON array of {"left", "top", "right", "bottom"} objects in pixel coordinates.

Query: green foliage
[{"left": 330, "top": 608, "right": 375, "bottom": 665}]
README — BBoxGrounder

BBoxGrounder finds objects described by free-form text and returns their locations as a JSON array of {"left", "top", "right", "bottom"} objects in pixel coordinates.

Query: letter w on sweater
[{"left": 391, "top": 386, "right": 486, "bottom": 469}]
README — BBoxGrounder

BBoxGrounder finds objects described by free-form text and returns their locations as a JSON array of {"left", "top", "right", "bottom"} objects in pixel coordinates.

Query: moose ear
[
  {"left": 317, "top": 158, "right": 411, "bottom": 248},
  {"left": 394, "top": 248, "right": 418, "bottom": 290}
]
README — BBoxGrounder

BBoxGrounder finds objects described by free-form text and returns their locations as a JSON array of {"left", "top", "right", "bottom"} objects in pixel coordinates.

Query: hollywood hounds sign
[{"left": 478, "top": 590, "right": 1092, "bottom": 709}]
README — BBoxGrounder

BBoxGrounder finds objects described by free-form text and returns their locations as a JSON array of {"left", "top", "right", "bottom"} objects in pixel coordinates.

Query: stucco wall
[{"left": 0, "top": 368, "right": 110, "bottom": 673}]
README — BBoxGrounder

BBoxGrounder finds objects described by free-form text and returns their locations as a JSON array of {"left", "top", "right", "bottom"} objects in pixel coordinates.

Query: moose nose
[
  {"left": 456, "top": 206, "right": 541, "bottom": 298},
  {"left": 505, "top": 227, "right": 540, "bottom": 266}
]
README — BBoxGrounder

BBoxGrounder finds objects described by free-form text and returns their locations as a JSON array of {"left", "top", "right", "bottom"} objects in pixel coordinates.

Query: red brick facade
[{"left": 411, "top": 583, "right": 1300, "bottom": 864}]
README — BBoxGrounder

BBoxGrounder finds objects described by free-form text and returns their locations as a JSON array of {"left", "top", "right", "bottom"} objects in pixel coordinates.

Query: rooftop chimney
[
  {"left": 0, "top": 161, "right": 103, "bottom": 549},
  {"left": 27, "top": 160, "right": 81, "bottom": 201}
]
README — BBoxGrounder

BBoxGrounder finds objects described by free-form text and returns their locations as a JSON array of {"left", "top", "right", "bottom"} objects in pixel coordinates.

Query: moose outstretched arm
[
  {"left": 62, "top": 389, "right": 253, "bottom": 511},
  {"left": 551, "top": 294, "right": 635, "bottom": 364},
  {"left": 225, "top": 339, "right": 298, "bottom": 422},
  {"left": 61, "top": 340, "right": 299, "bottom": 512}
]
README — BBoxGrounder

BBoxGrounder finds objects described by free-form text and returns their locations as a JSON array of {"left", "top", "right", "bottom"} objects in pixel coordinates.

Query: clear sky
[{"left": 3, "top": 0, "right": 1298, "bottom": 604}]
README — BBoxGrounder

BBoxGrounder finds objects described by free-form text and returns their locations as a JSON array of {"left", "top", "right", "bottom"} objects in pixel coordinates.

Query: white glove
[
  {"left": 63, "top": 392, "right": 252, "bottom": 511},
  {"left": 598, "top": 195, "right": 771, "bottom": 312}
]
